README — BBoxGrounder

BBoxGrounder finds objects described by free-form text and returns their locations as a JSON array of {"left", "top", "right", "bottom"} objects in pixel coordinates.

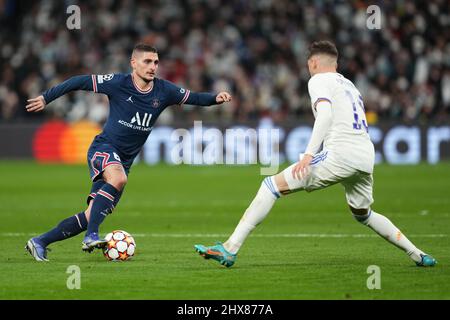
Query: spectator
[{"left": 0, "top": 0, "right": 448, "bottom": 124}]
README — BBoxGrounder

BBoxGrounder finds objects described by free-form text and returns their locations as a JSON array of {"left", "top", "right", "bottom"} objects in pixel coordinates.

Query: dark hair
[
  {"left": 133, "top": 43, "right": 158, "bottom": 54},
  {"left": 307, "top": 41, "right": 338, "bottom": 60}
]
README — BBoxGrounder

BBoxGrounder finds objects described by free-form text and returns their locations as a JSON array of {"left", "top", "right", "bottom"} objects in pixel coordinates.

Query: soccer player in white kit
[{"left": 195, "top": 41, "right": 437, "bottom": 268}]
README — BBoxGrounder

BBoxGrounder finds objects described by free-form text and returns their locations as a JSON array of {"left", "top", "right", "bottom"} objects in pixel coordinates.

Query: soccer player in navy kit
[{"left": 25, "top": 44, "right": 232, "bottom": 261}]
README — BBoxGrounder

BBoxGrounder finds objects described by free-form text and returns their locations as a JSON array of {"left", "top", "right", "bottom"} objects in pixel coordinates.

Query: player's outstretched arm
[
  {"left": 291, "top": 101, "right": 332, "bottom": 180},
  {"left": 26, "top": 95, "right": 46, "bottom": 113},
  {"left": 184, "top": 91, "right": 232, "bottom": 106},
  {"left": 32, "top": 75, "right": 100, "bottom": 108},
  {"left": 162, "top": 79, "right": 231, "bottom": 107}
]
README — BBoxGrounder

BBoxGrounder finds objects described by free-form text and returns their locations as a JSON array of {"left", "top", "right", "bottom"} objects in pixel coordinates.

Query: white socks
[
  {"left": 223, "top": 177, "right": 425, "bottom": 264},
  {"left": 224, "top": 177, "right": 280, "bottom": 254},
  {"left": 354, "top": 210, "right": 424, "bottom": 263}
]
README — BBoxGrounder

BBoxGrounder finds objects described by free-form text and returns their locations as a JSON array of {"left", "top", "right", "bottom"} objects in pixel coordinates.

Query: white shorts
[{"left": 282, "top": 151, "right": 374, "bottom": 209}]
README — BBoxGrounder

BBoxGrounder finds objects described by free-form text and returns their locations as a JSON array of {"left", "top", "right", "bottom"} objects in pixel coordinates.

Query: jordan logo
[{"left": 126, "top": 96, "right": 134, "bottom": 103}]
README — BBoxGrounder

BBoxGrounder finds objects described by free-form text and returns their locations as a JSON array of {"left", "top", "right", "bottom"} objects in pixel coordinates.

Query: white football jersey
[{"left": 308, "top": 72, "right": 375, "bottom": 173}]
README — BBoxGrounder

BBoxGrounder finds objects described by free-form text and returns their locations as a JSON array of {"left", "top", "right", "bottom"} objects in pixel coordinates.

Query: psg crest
[{"left": 152, "top": 99, "right": 160, "bottom": 108}]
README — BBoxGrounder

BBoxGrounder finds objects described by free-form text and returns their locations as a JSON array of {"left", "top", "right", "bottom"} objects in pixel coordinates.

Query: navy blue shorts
[
  {"left": 86, "top": 141, "right": 131, "bottom": 205},
  {"left": 87, "top": 143, "right": 127, "bottom": 181}
]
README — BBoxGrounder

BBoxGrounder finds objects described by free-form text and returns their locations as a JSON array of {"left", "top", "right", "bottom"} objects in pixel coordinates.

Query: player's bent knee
[
  {"left": 105, "top": 173, "right": 127, "bottom": 190},
  {"left": 261, "top": 173, "right": 293, "bottom": 198},
  {"left": 103, "top": 165, "right": 127, "bottom": 190},
  {"left": 279, "top": 163, "right": 309, "bottom": 195},
  {"left": 349, "top": 205, "right": 369, "bottom": 216},
  {"left": 274, "top": 173, "right": 290, "bottom": 194},
  {"left": 349, "top": 205, "right": 371, "bottom": 224},
  {"left": 112, "top": 175, "right": 127, "bottom": 190}
]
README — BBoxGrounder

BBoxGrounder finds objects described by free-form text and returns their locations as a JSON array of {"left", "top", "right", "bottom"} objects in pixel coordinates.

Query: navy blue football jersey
[{"left": 43, "top": 73, "right": 217, "bottom": 162}]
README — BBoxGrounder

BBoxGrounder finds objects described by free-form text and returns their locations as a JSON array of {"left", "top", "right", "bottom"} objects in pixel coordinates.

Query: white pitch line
[
  {"left": 132, "top": 233, "right": 449, "bottom": 238},
  {"left": 1, "top": 232, "right": 448, "bottom": 238}
]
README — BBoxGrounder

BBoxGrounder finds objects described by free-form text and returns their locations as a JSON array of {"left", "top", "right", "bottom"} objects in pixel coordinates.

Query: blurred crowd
[{"left": 0, "top": 0, "right": 449, "bottom": 124}]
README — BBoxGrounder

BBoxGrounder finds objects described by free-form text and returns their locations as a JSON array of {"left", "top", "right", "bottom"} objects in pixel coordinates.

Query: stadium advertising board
[
  {"left": 142, "top": 120, "right": 450, "bottom": 166},
  {"left": 0, "top": 120, "right": 448, "bottom": 165}
]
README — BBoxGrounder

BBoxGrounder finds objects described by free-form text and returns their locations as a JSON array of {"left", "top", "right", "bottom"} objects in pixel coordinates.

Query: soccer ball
[{"left": 103, "top": 230, "right": 136, "bottom": 261}]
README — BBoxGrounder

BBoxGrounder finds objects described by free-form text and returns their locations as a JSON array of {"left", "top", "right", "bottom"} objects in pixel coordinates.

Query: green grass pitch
[{"left": 0, "top": 161, "right": 449, "bottom": 299}]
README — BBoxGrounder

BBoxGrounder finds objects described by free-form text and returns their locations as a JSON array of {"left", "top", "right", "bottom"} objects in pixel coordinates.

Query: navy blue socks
[
  {"left": 38, "top": 212, "right": 88, "bottom": 246},
  {"left": 86, "top": 183, "right": 120, "bottom": 236},
  {"left": 37, "top": 183, "right": 121, "bottom": 246}
]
